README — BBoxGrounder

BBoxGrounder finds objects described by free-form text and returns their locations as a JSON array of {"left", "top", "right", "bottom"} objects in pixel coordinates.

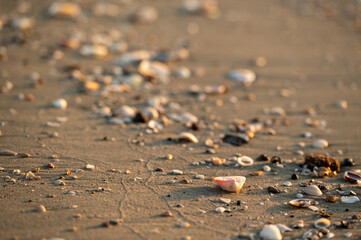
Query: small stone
[
  {"left": 291, "top": 173, "right": 299, "bottom": 180},
  {"left": 219, "top": 198, "right": 231, "bottom": 204},
  {"left": 172, "top": 169, "right": 184, "bottom": 175},
  {"left": 296, "top": 193, "right": 304, "bottom": 198},
  {"left": 215, "top": 207, "right": 226, "bottom": 213},
  {"left": 85, "top": 164, "right": 95, "bottom": 170},
  {"left": 263, "top": 165, "right": 271, "bottom": 172},
  {"left": 344, "top": 232, "right": 352, "bottom": 238},
  {"left": 52, "top": 98, "right": 67, "bottom": 109},
  {"left": 312, "top": 139, "right": 329, "bottom": 149},
  {"left": 47, "top": 163, "right": 55, "bottom": 169},
  {"left": 267, "top": 186, "right": 280, "bottom": 194},
  {"left": 37, "top": 205, "right": 46, "bottom": 213},
  {"left": 160, "top": 210, "right": 173, "bottom": 217},
  {"left": 283, "top": 182, "right": 292, "bottom": 187},
  {"left": 165, "top": 154, "right": 173, "bottom": 160}
]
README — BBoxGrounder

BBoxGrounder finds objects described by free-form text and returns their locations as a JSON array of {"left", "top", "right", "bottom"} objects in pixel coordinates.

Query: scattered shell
[
  {"left": 222, "top": 134, "right": 249, "bottom": 146},
  {"left": 303, "top": 185, "right": 322, "bottom": 196},
  {"left": 325, "top": 195, "right": 339, "bottom": 203},
  {"left": 312, "top": 139, "right": 329, "bottom": 149},
  {"left": 296, "top": 193, "right": 304, "bottom": 198},
  {"left": 344, "top": 171, "right": 361, "bottom": 183},
  {"left": 174, "top": 132, "right": 199, "bottom": 143},
  {"left": 80, "top": 45, "right": 108, "bottom": 58},
  {"left": 214, "top": 176, "right": 246, "bottom": 193},
  {"left": 263, "top": 165, "right": 271, "bottom": 172},
  {"left": 308, "top": 205, "right": 319, "bottom": 212},
  {"left": 291, "top": 220, "right": 304, "bottom": 229},
  {"left": 340, "top": 196, "right": 360, "bottom": 204},
  {"left": 335, "top": 100, "right": 347, "bottom": 109},
  {"left": 160, "top": 210, "right": 173, "bottom": 217},
  {"left": 195, "top": 174, "right": 205, "bottom": 179},
  {"left": 26, "top": 171, "right": 41, "bottom": 180},
  {"left": 303, "top": 229, "right": 322, "bottom": 240},
  {"left": 138, "top": 60, "right": 170, "bottom": 81},
  {"left": 48, "top": 2, "right": 81, "bottom": 18},
  {"left": 237, "top": 156, "right": 254, "bottom": 167},
  {"left": 182, "top": 0, "right": 220, "bottom": 19},
  {"left": 37, "top": 205, "right": 47, "bottom": 213},
  {"left": 259, "top": 225, "right": 282, "bottom": 240},
  {"left": 172, "top": 169, "right": 184, "bottom": 175},
  {"left": 0, "top": 150, "right": 18, "bottom": 156},
  {"left": 314, "top": 218, "right": 331, "bottom": 228},
  {"left": 215, "top": 206, "right": 226, "bottom": 213},
  {"left": 289, "top": 199, "right": 319, "bottom": 208},
  {"left": 52, "top": 98, "right": 67, "bottom": 109},
  {"left": 283, "top": 182, "right": 292, "bottom": 187},
  {"left": 267, "top": 186, "right": 280, "bottom": 194},
  {"left": 276, "top": 224, "right": 292, "bottom": 233},
  {"left": 219, "top": 198, "right": 231, "bottom": 204},
  {"left": 228, "top": 69, "right": 256, "bottom": 86},
  {"left": 85, "top": 164, "right": 95, "bottom": 170}
]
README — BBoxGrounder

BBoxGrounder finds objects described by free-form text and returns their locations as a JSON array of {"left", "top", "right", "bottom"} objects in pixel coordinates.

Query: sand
[{"left": 0, "top": 0, "right": 361, "bottom": 239}]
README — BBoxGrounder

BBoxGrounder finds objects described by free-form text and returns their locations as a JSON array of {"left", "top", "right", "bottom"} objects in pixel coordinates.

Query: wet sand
[{"left": 0, "top": 0, "right": 361, "bottom": 239}]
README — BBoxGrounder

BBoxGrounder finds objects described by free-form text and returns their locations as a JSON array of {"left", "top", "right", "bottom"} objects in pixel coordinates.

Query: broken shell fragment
[
  {"left": 303, "top": 185, "right": 323, "bottom": 196},
  {"left": 325, "top": 195, "right": 339, "bottom": 203},
  {"left": 52, "top": 98, "right": 67, "bottom": 109},
  {"left": 214, "top": 176, "right": 246, "bottom": 193},
  {"left": 228, "top": 69, "right": 256, "bottom": 86},
  {"left": 314, "top": 218, "right": 331, "bottom": 228},
  {"left": 0, "top": 150, "right": 18, "bottom": 156},
  {"left": 48, "top": 2, "right": 81, "bottom": 18},
  {"left": 222, "top": 134, "right": 249, "bottom": 146},
  {"left": 276, "top": 224, "right": 292, "bottom": 233},
  {"left": 344, "top": 171, "right": 361, "bottom": 183},
  {"left": 80, "top": 45, "right": 108, "bottom": 58},
  {"left": 174, "top": 132, "right": 199, "bottom": 143},
  {"left": 37, "top": 205, "right": 47, "bottom": 213},
  {"left": 340, "top": 196, "right": 360, "bottom": 204},
  {"left": 289, "top": 199, "right": 319, "bottom": 208},
  {"left": 138, "top": 60, "right": 170, "bottom": 81},
  {"left": 237, "top": 156, "right": 254, "bottom": 167},
  {"left": 259, "top": 225, "right": 282, "bottom": 240},
  {"left": 312, "top": 139, "right": 329, "bottom": 149}
]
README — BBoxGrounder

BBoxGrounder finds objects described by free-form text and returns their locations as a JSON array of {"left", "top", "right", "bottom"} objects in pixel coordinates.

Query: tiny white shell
[
  {"left": 85, "top": 164, "right": 95, "bottom": 170},
  {"left": 175, "top": 132, "right": 199, "bottom": 143},
  {"left": 263, "top": 165, "right": 271, "bottom": 172},
  {"left": 314, "top": 218, "right": 331, "bottom": 228},
  {"left": 215, "top": 207, "right": 226, "bottom": 213},
  {"left": 237, "top": 156, "right": 254, "bottom": 167},
  {"left": 259, "top": 225, "right": 282, "bottom": 240},
  {"left": 276, "top": 224, "right": 292, "bottom": 233},
  {"left": 52, "top": 98, "right": 67, "bottom": 109},
  {"left": 228, "top": 69, "right": 256, "bottom": 86},
  {"left": 303, "top": 185, "right": 322, "bottom": 196},
  {"left": 340, "top": 196, "right": 360, "bottom": 204},
  {"left": 195, "top": 174, "right": 205, "bottom": 179},
  {"left": 172, "top": 169, "right": 184, "bottom": 175},
  {"left": 311, "top": 139, "right": 329, "bottom": 149},
  {"left": 80, "top": 45, "right": 108, "bottom": 58}
]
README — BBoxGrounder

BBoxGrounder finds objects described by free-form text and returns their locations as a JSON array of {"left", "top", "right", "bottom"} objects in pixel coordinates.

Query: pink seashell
[{"left": 214, "top": 176, "right": 246, "bottom": 193}]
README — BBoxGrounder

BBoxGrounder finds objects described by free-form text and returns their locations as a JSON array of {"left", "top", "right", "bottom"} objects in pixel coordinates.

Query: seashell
[
  {"left": 115, "top": 105, "right": 137, "bottom": 119},
  {"left": 182, "top": 0, "right": 220, "bottom": 19},
  {"left": 147, "top": 96, "right": 169, "bottom": 108},
  {"left": 325, "top": 195, "right": 339, "bottom": 203},
  {"left": 174, "top": 132, "right": 199, "bottom": 143},
  {"left": 195, "top": 174, "right": 205, "bottom": 179},
  {"left": 344, "top": 171, "right": 361, "bottom": 183},
  {"left": 160, "top": 210, "right": 173, "bottom": 217},
  {"left": 80, "top": 45, "right": 108, "bottom": 58},
  {"left": 303, "top": 229, "right": 322, "bottom": 240},
  {"left": 123, "top": 73, "right": 144, "bottom": 88},
  {"left": 26, "top": 171, "right": 41, "bottom": 180},
  {"left": 290, "top": 220, "right": 304, "bottom": 229},
  {"left": 303, "top": 185, "right": 322, "bottom": 196},
  {"left": 219, "top": 198, "right": 231, "bottom": 204},
  {"left": 10, "top": 17, "right": 34, "bottom": 30},
  {"left": 228, "top": 69, "right": 256, "bottom": 86},
  {"left": 203, "top": 85, "right": 228, "bottom": 95},
  {"left": 214, "top": 176, "right": 246, "bottom": 193},
  {"left": 263, "top": 165, "right": 271, "bottom": 173},
  {"left": 340, "top": 196, "right": 360, "bottom": 204},
  {"left": 314, "top": 218, "right": 331, "bottom": 228},
  {"left": 134, "top": 107, "right": 159, "bottom": 123},
  {"left": 276, "top": 224, "right": 292, "bottom": 233},
  {"left": 130, "top": 6, "right": 158, "bottom": 24},
  {"left": 180, "top": 112, "right": 198, "bottom": 123},
  {"left": 215, "top": 206, "right": 226, "bottom": 213},
  {"left": 115, "top": 50, "right": 152, "bottom": 66},
  {"left": 174, "top": 67, "right": 191, "bottom": 79},
  {"left": 222, "top": 134, "right": 249, "bottom": 146},
  {"left": 85, "top": 164, "right": 95, "bottom": 170},
  {"left": 37, "top": 205, "right": 47, "bottom": 213},
  {"left": 259, "top": 225, "right": 282, "bottom": 240},
  {"left": 289, "top": 199, "right": 319, "bottom": 208},
  {"left": 48, "top": 2, "right": 81, "bottom": 18},
  {"left": 93, "top": 2, "right": 120, "bottom": 17},
  {"left": 237, "top": 156, "right": 254, "bottom": 167},
  {"left": 311, "top": 139, "right": 329, "bottom": 149},
  {"left": 172, "top": 169, "right": 184, "bottom": 175},
  {"left": 0, "top": 150, "right": 18, "bottom": 156},
  {"left": 52, "top": 98, "right": 67, "bottom": 109},
  {"left": 138, "top": 60, "right": 170, "bottom": 81},
  {"left": 335, "top": 100, "right": 347, "bottom": 109}
]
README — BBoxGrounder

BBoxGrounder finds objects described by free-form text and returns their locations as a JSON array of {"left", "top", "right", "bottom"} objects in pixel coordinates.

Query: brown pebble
[
  {"left": 26, "top": 94, "right": 34, "bottom": 101},
  {"left": 47, "top": 163, "right": 55, "bottom": 169},
  {"left": 160, "top": 210, "right": 173, "bottom": 217},
  {"left": 20, "top": 153, "right": 31, "bottom": 158},
  {"left": 51, "top": 154, "right": 58, "bottom": 159},
  {"left": 180, "top": 179, "right": 191, "bottom": 184},
  {"left": 250, "top": 171, "right": 262, "bottom": 176},
  {"left": 71, "top": 227, "right": 78, "bottom": 232},
  {"left": 325, "top": 195, "right": 339, "bottom": 203},
  {"left": 65, "top": 171, "right": 71, "bottom": 175},
  {"left": 103, "top": 221, "right": 110, "bottom": 227}
]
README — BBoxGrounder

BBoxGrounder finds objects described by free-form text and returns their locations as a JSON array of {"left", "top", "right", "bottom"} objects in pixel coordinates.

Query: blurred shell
[
  {"left": 312, "top": 139, "right": 329, "bottom": 149},
  {"left": 0, "top": 150, "right": 18, "bottom": 156},
  {"left": 314, "top": 218, "right": 331, "bottom": 228},
  {"left": 123, "top": 74, "right": 144, "bottom": 88},
  {"left": 48, "top": 2, "right": 81, "bottom": 18},
  {"left": 182, "top": 0, "right": 220, "bottom": 19},
  {"left": 340, "top": 196, "right": 360, "bottom": 204},
  {"left": 130, "top": 6, "right": 158, "bottom": 24},
  {"left": 175, "top": 132, "right": 199, "bottom": 143},
  {"left": 52, "top": 98, "right": 67, "bottom": 109},
  {"left": 290, "top": 220, "right": 304, "bottom": 229},
  {"left": 303, "top": 185, "right": 322, "bottom": 196},
  {"left": 115, "top": 50, "right": 152, "bottom": 66},
  {"left": 180, "top": 112, "right": 198, "bottom": 123},
  {"left": 147, "top": 96, "right": 169, "bottom": 108},
  {"left": 214, "top": 176, "right": 246, "bottom": 193},
  {"left": 10, "top": 17, "right": 34, "bottom": 30},
  {"left": 303, "top": 229, "right": 321, "bottom": 240},
  {"left": 80, "top": 45, "right": 108, "bottom": 58},
  {"left": 276, "top": 224, "right": 292, "bottom": 233},
  {"left": 289, "top": 199, "right": 319, "bottom": 208},
  {"left": 115, "top": 105, "right": 136, "bottom": 119},
  {"left": 237, "top": 156, "right": 254, "bottom": 167},
  {"left": 138, "top": 60, "right": 170, "bottom": 80},
  {"left": 325, "top": 195, "right": 339, "bottom": 203},
  {"left": 141, "top": 107, "right": 159, "bottom": 120},
  {"left": 344, "top": 171, "right": 361, "bottom": 183},
  {"left": 259, "top": 225, "right": 282, "bottom": 240},
  {"left": 228, "top": 69, "right": 256, "bottom": 86},
  {"left": 204, "top": 85, "right": 228, "bottom": 95}
]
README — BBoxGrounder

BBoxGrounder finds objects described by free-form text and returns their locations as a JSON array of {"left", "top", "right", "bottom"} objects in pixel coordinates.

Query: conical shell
[
  {"left": 314, "top": 218, "right": 331, "bottom": 228},
  {"left": 214, "top": 176, "right": 246, "bottom": 193},
  {"left": 259, "top": 224, "right": 282, "bottom": 240},
  {"left": 303, "top": 185, "right": 322, "bottom": 196}
]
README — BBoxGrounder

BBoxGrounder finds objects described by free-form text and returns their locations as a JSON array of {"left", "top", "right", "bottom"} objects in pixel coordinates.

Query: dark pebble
[
  {"left": 267, "top": 186, "right": 280, "bottom": 194},
  {"left": 291, "top": 173, "right": 299, "bottom": 180},
  {"left": 342, "top": 158, "right": 355, "bottom": 167},
  {"left": 256, "top": 154, "right": 270, "bottom": 162},
  {"left": 271, "top": 156, "right": 282, "bottom": 163}
]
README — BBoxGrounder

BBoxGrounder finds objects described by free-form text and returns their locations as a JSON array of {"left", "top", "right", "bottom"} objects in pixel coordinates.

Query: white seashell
[
  {"left": 52, "top": 98, "right": 67, "bottom": 109},
  {"left": 276, "top": 224, "right": 292, "bottom": 233},
  {"left": 11, "top": 17, "right": 34, "bottom": 30},
  {"left": 214, "top": 176, "right": 246, "bottom": 193},
  {"left": 237, "top": 156, "right": 254, "bottom": 167},
  {"left": 115, "top": 50, "right": 152, "bottom": 66},
  {"left": 140, "top": 107, "right": 159, "bottom": 120},
  {"left": 340, "top": 196, "right": 360, "bottom": 204},
  {"left": 283, "top": 182, "right": 292, "bottom": 187},
  {"left": 80, "top": 45, "right": 108, "bottom": 58},
  {"left": 263, "top": 165, "right": 271, "bottom": 172},
  {"left": 123, "top": 73, "right": 144, "bottom": 88},
  {"left": 308, "top": 205, "right": 319, "bottom": 211},
  {"left": 147, "top": 96, "right": 169, "bottom": 108},
  {"left": 269, "top": 106, "right": 286, "bottom": 116},
  {"left": 259, "top": 225, "right": 282, "bottom": 240},
  {"left": 228, "top": 69, "right": 256, "bottom": 86},
  {"left": 314, "top": 218, "right": 331, "bottom": 228},
  {"left": 303, "top": 229, "right": 320, "bottom": 240},
  {"left": 219, "top": 198, "right": 231, "bottom": 204},
  {"left": 325, "top": 232, "right": 335, "bottom": 238},
  {"left": 138, "top": 60, "right": 170, "bottom": 81},
  {"left": 180, "top": 112, "right": 198, "bottom": 123},
  {"left": 175, "top": 67, "right": 191, "bottom": 79},
  {"left": 303, "top": 185, "right": 322, "bottom": 196},
  {"left": 195, "top": 174, "right": 205, "bottom": 179},
  {"left": 175, "top": 132, "right": 199, "bottom": 143},
  {"left": 85, "top": 164, "right": 95, "bottom": 170},
  {"left": 312, "top": 139, "right": 329, "bottom": 149},
  {"left": 296, "top": 193, "right": 304, "bottom": 198},
  {"left": 290, "top": 220, "right": 304, "bottom": 229},
  {"left": 172, "top": 169, "right": 184, "bottom": 175},
  {"left": 115, "top": 105, "right": 136, "bottom": 119},
  {"left": 215, "top": 207, "right": 226, "bottom": 213},
  {"left": 48, "top": 2, "right": 81, "bottom": 18}
]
